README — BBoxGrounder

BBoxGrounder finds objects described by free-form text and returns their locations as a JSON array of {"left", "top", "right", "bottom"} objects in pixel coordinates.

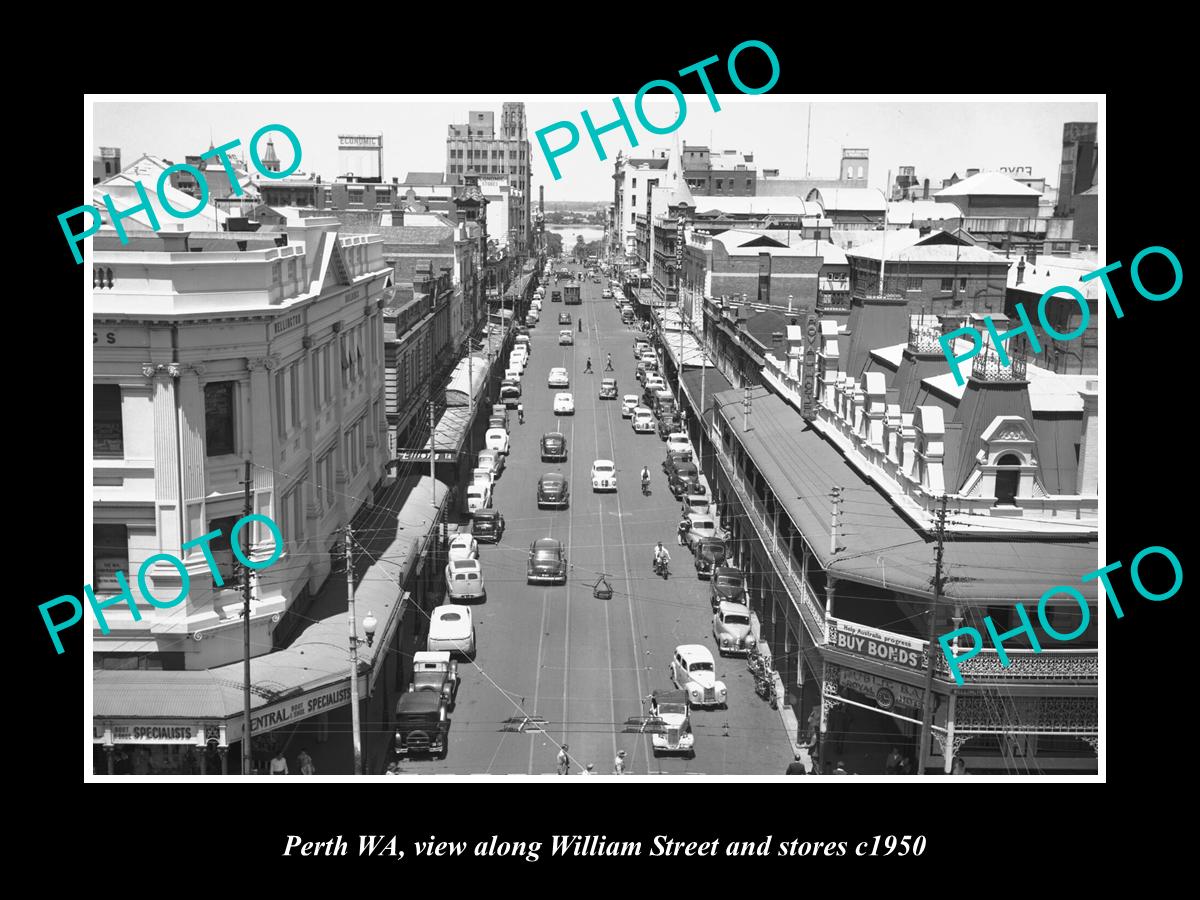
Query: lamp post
[{"left": 344, "top": 525, "right": 378, "bottom": 775}]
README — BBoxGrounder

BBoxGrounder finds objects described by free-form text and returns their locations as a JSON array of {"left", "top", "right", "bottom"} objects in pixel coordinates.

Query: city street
[{"left": 401, "top": 263, "right": 794, "bottom": 775}]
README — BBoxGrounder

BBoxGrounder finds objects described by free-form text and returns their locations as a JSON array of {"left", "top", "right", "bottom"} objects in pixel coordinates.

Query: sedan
[
  {"left": 527, "top": 538, "right": 567, "bottom": 584},
  {"left": 488, "top": 415, "right": 508, "bottom": 432},
  {"left": 684, "top": 514, "right": 722, "bottom": 550},
  {"left": 447, "top": 534, "right": 479, "bottom": 562},
  {"left": 668, "top": 462, "right": 700, "bottom": 498},
  {"left": 541, "top": 431, "right": 567, "bottom": 462},
  {"left": 553, "top": 392, "right": 575, "bottom": 415},
  {"left": 693, "top": 537, "right": 728, "bottom": 579},
  {"left": 537, "top": 472, "right": 570, "bottom": 509},
  {"left": 666, "top": 433, "right": 691, "bottom": 455},
  {"left": 559, "top": 330, "right": 574, "bottom": 346},
  {"left": 548, "top": 367, "right": 570, "bottom": 388},
  {"left": 709, "top": 566, "right": 746, "bottom": 610},
  {"left": 472, "top": 508, "right": 505, "bottom": 543},
  {"left": 591, "top": 459, "right": 617, "bottom": 492},
  {"left": 477, "top": 448, "right": 505, "bottom": 480},
  {"left": 713, "top": 602, "right": 755, "bottom": 657},
  {"left": 621, "top": 394, "right": 639, "bottom": 418},
  {"left": 427, "top": 605, "right": 476, "bottom": 658},
  {"left": 670, "top": 644, "right": 727, "bottom": 708},
  {"left": 484, "top": 428, "right": 510, "bottom": 455},
  {"left": 602, "top": 288, "right": 613, "bottom": 299},
  {"left": 444, "top": 558, "right": 486, "bottom": 602},
  {"left": 598, "top": 378, "right": 618, "bottom": 400},
  {"left": 558, "top": 312, "right": 572, "bottom": 326},
  {"left": 632, "top": 407, "right": 656, "bottom": 433}
]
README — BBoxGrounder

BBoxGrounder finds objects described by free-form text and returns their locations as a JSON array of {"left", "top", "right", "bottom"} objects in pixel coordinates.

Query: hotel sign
[
  {"left": 830, "top": 663, "right": 925, "bottom": 715},
  {"left": 828, "top": 618, "right": 928, "bottom": 671},
  {"left": 801, "top": 312, "right": 818, "bottom": 419}
]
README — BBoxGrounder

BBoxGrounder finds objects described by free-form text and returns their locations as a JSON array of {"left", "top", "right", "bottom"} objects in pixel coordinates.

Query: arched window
[
  {"left": 994, "top": 453, "right": 1021, "bottom": 506},
  {"left": 93, "top": 268, "right": 101, "bottom": 288},
  {"left": 105, "top": 268, "right": 114, "bottom": 288}
]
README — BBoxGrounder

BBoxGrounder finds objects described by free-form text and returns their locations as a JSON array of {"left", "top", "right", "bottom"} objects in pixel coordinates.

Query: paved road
[{"left": 413, "top": 262, "right": 794, "bottom": 775}]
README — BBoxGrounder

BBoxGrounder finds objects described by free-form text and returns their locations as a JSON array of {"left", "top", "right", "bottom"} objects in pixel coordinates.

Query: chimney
[
  {"left": 922, "top": 178, "right": 929, "bottom": 199},
  {"left": 1016, "top": 256, "right": 1026, "bottom": 285},
  {"left": 393, "top": 176, "right": 398, "bottom": 184}
]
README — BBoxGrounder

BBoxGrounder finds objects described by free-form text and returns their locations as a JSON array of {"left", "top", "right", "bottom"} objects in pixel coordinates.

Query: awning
[{"left": 680, "top": 365, "right": 733, "bottom": 427}]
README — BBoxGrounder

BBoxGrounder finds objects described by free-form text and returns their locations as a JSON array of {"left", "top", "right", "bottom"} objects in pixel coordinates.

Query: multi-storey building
[
  {"left": 611, "top": 148, "right": 669, "bottom": 263},
  {"left": 682, "top": 144, "right": 757, "bottom": 195},
  {"left": 933, "top": 171, "right": 1046, "bottom": 256},
  {"left": 92, "top": 218, "right": 392, "bottom": 671},
  {"left": 445, "top": 104, "right": 531, "bottom": 256}
]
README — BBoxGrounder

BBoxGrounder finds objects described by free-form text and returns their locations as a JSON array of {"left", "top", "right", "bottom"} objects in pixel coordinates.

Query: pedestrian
[
  {"left": 834, "top": 760, "right": 849, "bottom": 775},
  {"left": 556, "top": 744, "right": 571, "bottom": 775},
  {"left": 605, "top": 353, "right": 613, "bottom": 372},
  {"left": 951, "top": 757, "right": 968, "bottom": 776},
  {"left": 647, "top": 693, "right": 659, "bottom": 718},
  {"left": 517, "top": 402, "right": 524, "bottom": 424},
  {"left": 785, "top": 752, "right": 807, "bottom": 776},
  {"left": 899, "top": 755, "right": 914, "bottom": 776},
  {"left": 584, "top": 357, "right": 593, "bottom": 374},
  {"left": 269, "top": 749, "right": 289, "bottom": 776},
  {"left": 578, "top": 318, "right": 583, "bottom": 334},
  {"left": 578, "top": 763, "right": 595, "bottom": 776},
  {"left": 613, "top": 750, "right": 627, "bottom": 776},
  {"left": 885, "top": 746, "right": 902, "bottom": 775},
  {"left": 297, "top": 748, "right": 316, "bottom": 776}
]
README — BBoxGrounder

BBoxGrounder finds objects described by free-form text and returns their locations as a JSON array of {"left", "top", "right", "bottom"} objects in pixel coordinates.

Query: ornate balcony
[{"left": 971, "top": 346, "right": 1028, "bottom": 382}]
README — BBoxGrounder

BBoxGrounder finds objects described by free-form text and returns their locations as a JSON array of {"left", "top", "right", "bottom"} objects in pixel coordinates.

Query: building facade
[{"left": 445, "top": 104, "right": 532, "bottom": 256}]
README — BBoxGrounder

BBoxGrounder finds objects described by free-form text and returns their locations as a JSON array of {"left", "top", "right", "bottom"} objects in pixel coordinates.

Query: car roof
[
  {"left": 436, "top": 604, "right": 471, "bottom": 620},
  {"left": 449, "top": 556, "right": 478, "bottom": 568},
  {"left": 689, "top": 514, "right": 715, "bottom": 524},
  {"left": 414, "top": 650, "right": 451, "bottom": 663},
  {"left": 676, "top": 643, "right": 714, "bottom": 662},
  {"left": 486, "top": 428, "right": 505, "bottom": 437},
  {"left": 550, "top": 367, "right": 567, "bottom": 374},
  {"left": 474, "top": 508, "right": 499, "bottom": 519},
  {"left": 593, "top": 459, "right": 614, "bottom": 467},
  {"left": 396, "top": 691, "right": 443, "bottom": 714},
  {"left": 555, "top": 392, "right": 572, "bottom": 398},
  {"left": 718, "top": 601, "right": 752, "bottom": 616},
  {"left": 624, "top": 394, "right": 639, "bottom": 401},
  {"left": 540, "top": 472, "right": 565, "bottom": 483},
  {"left": 601, "top": 377, "right": 616, "bottom": 385},
  {"left": 543, "top": 431, "right": 565, "bottom": 440},
  {"left": 450, "top": 533, "right": 474, "bottom": 544},
  {"left": 532, "top": 537, "right": 562, "bottom": 550},
  {"left": 713, "top": 566, "right": 741, "bottom": 578}
]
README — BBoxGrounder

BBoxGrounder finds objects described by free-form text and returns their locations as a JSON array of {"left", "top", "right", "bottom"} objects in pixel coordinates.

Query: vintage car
[
  {"left": 591, "top": 459, "right": 617, "bottom": 492},
  {"left": 471, "top": 508, "right": 505, "bottom": 543},
  {"left": 666, "top": 432, "right": 691, "bottom": 456},
  {"left": 427, "top": 604, "right": 476, "bottom": 658},
  {"left": 526, "top": 311, "right": 540, "bottom": 326},
  {"left": 669, "top": 644, "right": 727, "bottom": 708},
  {"left": 503, "top": 368, "right": 522, "bottom": 385},
  {"left": 514, "top": 333, "right": 531, "bottom": 351},
  {"left": 488, "top": 414, "right": 507, "bottom": 432},
  {"left": 682, "top": 490, "right": 711, "bottom": 518},
  {"left": 663, "top": 448, "right": 694, "bottom": 475},
  {"left": 472, "top": 466, "right": 494, "bottom": 492},
  {"left": 527, "top": 538, "right": 568, "bottom": 584},
  {"left": 693, "top": 537, "right": 728, "bottom": 579},
  {"left": 484, "top": 427, "right": 510, "bottom": 455},
  {"left": 409, "top": 650, "right": 459, "bottom": 709},
  {"left": 657, "top": 413, "right": 683, "bottom": 440},
  {"left": 464, "top": 481, "right": 491, "bottom": 516},
  {"left": 558, "top": 312, "right": 572, "bottom": 326},
  {"left": 444, "top": 558, "right": 486, "bottom": 602},
  {"left": 553, "top": 392, "right": 575, "bottom": 415},
  {"left": 713, "top": 601, "right": 755, "bottom": 657},
  {"left": 491, "top": 403, "right": 509, "bottom": 424},
  {"left": 540, "top": 431, "right": 567, "bottom": 462},
  {"left": 621, "top": 394, "right": 639, "bottom": 418},
  {"left": 500, "top": 381, "right": 522, "bottom": 407},
  {"left": 599, "top": 378, "right": 618, "bottom": 400},
  {"left": 477, "top": 448, "right": 505, "bottom": 480},
  {"left": 559, "top": 329, "right": 574, "bottom": 346},
  {"left": 447, "top": 533, "right": 479, "bottom": 562},
  {"left": 547, "top": 366, "right": 570, "bottom": 388},
  {"left": 709, "top": 566, "right": 746, "bottom": 610},
  {"left": 668, "top": 461, "right": 700, "bottom": 498},
  {"left": 602, "top": 288, "right": 613, "bottom": 299},
  {"left": 393, "top": 691, "right": 449, "bottom": 759},
  {"left": 632, "top": 407, "right": 656, "bottom": 433},
  {"left": 536, "top": 472, "right": 570, "bottom": 509},
  {"left": 633, "top": 339, "right": 650, "bottom": 358},
  {"left": 652, "top": 391, "right": 675, "bottom": 416},
  {"left": 552, "top": 290, "right": 562, "bottom": 302},
  {"left": 649, "top": 689, "right": 695, "bottom": 758},
  {"left": 684, "top": 513, "right": 722, "bottom": 551}
]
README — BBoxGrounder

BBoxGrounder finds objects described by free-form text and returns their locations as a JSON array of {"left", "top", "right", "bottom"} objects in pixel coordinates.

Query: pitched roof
[
  {"left": 845, "top": 229, "right": 1007, "bottom": 264},
  {"left": 808, "top": 188, "right": 887, "bottom": 212},
  {"left": 404, "top": 171, "right": 447, "bottom": 186},
  {"left": 934, "top": 171, "right": 1042, "bottom": 197}
]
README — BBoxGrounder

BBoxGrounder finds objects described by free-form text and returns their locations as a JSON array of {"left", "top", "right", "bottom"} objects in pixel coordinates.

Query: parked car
[
  {"left": 666, "top": 432, "right": 691, "bottom": 455},
  {"left": 471, "top": 508, "right": 505, "bottom": 543},
  {"left": 541, "top": 431, "right": 567, "bottom": 461},
  {"left": 599, "top": 378, "right": 618, "bottom": 400},
  {"left": 634, "top": 339, "right": 650, "bottom": 358},
  {"left": 527, "top": 538, "right": 568, "bottom": 584},
  {"left": 693, "top": 537, "right": 728, "bottom": 579},
  {"left": 713, "top": 601, "right": 755, "bottom": 657},
  {"left": 427, "top": 604, "right": 476, "bottom": 658},
  {"left": 683, "top": 490, "right": 712, "bottom": 518},
  {"left": 591, "top": 459, "right": 617, "bottom": 492},
  {"left": 649, "top": 688, "right": 695, "bottom": 758},
  {"left": 553, "top": 392, "right": 575, "bottom": 415},
  {"left": 537, "top": 472, "right": 570, "bottom": 509},
  {"left": 632, "top": 407, "right": 656, "bottom": 433},
  {"left": 488, "top": 414, "right": 507, "bottom": 432},
  {"left": 652, "top": 392, "right": 675, "bottom": 416},
  {"left": 621, "top": 394, "right": 639, "bottom": 418},
  {"left": 602, "top": 288, "right": 613, "bottom": 299},
  {"left": 477, "top": 448, "right": 505, "bottom": 480},
  {"left": 500, "top": 382, "right": 521, "bottom": 407},
  {"left": 393, "top": 691, "right": 449, "bottom": 759},
  {"left": 663, "top": 448, "right": 694, "bottom": 475},
  {"left": 410, "top": 650, "right": 459, "bottom": 709},
  {"left": 559, "top": 329, "right": 574, "bottom": 345},
  {"left": 558, "top": 312, "right": 572, "bottom": 326},
  {"left": 710, "top": 566, "right": 746, "bottom": 610},
  {"left": 669, "top": 644, "right": 727, "bottom": 708},
  {"left": 657, "top": 413, "right": 683, "bottom": 439},
  {"left": 491, "top": 404, "right": 509, "bottom": 427},
  {"left": 484, "top": 427, "right": 510, "bottom": 455},
  {"left": 668, "top": 461, "right": 700, "bottom": 498},
  {"left": 684, "top": 513, "right": 722, "bottom": 550},
  {"left": 526, "top": 311, "right": 540, "bottom": 326},
  {"left": 471, "top": 466, "right": 494, "bottom": 490},
  {"left": 547, "top": 367, "right": 570, "bottom": 388},
  {"left": 514, "top": 333, "right": 530, "bottom": 351},
  {"left": 464, "top": 481, "right": 491, "bottom": 516},
  {"left": 444, "top": 558, "right": 486, "bottom": 602},
  {"left": 448, "top": 533, "right": 479, "bottom": 562}
]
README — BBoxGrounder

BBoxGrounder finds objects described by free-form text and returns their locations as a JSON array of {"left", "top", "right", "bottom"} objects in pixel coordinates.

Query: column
[
  {"left": 176, "top": 363, "right": 215, "bottom": 615},
  {"left": 143, "top": 363, "right": 187, "bottom": 613},
  {"left": 246, "top": 356, "right": 278, "bottom": 561}
]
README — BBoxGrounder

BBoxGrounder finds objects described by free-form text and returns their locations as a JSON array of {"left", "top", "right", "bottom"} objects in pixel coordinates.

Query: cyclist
[
  {"left": 653, "top": 541, "right": 670, "bottom": 574},
  {"left": 517, "top": 402, "right": 525, "bottom": 425},
  {"left": 640, "top": 465, "right": 651, "bottom": 493}
]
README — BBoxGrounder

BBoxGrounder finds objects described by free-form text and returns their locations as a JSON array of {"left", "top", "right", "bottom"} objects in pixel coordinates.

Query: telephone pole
[
  {"left": 240, "top": 459, "right": 253, "bottom": 776},
  {"left": 917, "top": 493, "right": 950, "bottom": 775},
  {"left": 345, "top": 526, "right": 363, "bottom": 775},
  {"left": 742, "top": 383, "right": 752, "bottom": 433}
]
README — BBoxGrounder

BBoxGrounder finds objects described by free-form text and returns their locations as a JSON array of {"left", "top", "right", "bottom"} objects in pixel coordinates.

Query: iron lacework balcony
[{"left": 971, "top": 344, "right": 1028, "bottom": 382}]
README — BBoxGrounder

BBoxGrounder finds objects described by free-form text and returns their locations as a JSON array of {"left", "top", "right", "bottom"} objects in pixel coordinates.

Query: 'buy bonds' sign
[{"left": 828, "top": 618, "right": 928, "bottom": 671}]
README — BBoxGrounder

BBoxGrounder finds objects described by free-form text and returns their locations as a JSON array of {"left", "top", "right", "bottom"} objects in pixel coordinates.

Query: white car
[
  {"left": 444, "top": 558, "right": 486, "bottom": 602},
  {"left": 666, "top": 433, "right": 691, "bottom": 455},
  {"left": 684, "top": 514, "right": 722, "bottom": 549},
  {"left": 548, "top": 367, "right": 570, "bottom": 388},
  {"left": 644, "top": 375, "right": 665, "bottom": 393},
  {"left": 485, "top": 428, "right": 510, "bottom": 454},
  {"left": 465, "top": 481, "right": 491, "bottom": 516},
  {"left": 621, "top": 394, "right": 639, "bottom": 418},
  {"left": 554, "top": 392, "right": 575, "bottom": 415},
  {"left": 428, "top": 604, "right": 476, "bottom": 658},
  {"left": 591, "top": 459, "right": 617, "bottom": 492},
  {"left": 477, "top": 448, "right": 505, "bottom": 480},
  {"left": 504, "top": 368, "right": 522, "bottom": 383},
  {"left": 559, "top": 330, "right": 574, "bottom": 346},
  {"left": 508, "top": 355, "right": 526, "bottom": 372},
  {"left": 670, "top": 644, "right": 727, "bottom": 708},
  {"left": 472, "top": 466, "right": 494, "bottom": 489},
  {"left": 632, "top": 407, "right": 655, "bottom": 433},
  {"left": 448, "top": 533, "right": 479, "bottom": 562}
]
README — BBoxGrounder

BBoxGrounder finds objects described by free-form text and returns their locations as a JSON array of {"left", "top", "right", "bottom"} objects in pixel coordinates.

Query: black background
[{"left": 17, "top": 28, "right": 1186, "bottom": 880}]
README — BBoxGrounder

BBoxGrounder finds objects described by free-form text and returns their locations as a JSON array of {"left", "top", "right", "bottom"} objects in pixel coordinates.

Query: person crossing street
[
  {"left": 605, "top": 353, "right": 613, "bottom": 372},
  {"left": 556, "top": 744, "right": 571, "bottom": 775}
]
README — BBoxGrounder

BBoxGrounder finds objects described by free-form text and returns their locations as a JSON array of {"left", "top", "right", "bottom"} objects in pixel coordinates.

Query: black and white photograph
[{"left": 71, "top": 91, "right": 1124, "bottom": 786}]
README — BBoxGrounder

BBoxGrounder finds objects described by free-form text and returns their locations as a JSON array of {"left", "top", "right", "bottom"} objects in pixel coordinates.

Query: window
[
  {"left": 907, "top": 276, "right": 922, "bottom": 291},
  {"left": 631, "top": 211, "right": 636, "bottom": 224},
  {"left": 746, "top": 179, "right": 752, "bottom": 190},
  {"left": 348, "top": 187, "right": 364, "bottom": 206},
  {"left": 94, "top": 384, "right": 123, "bottom": 456},
  {"left": 376, "top": 188, "right": 390, "bottom": 205},
  {"left": 857, "top": 166, "right": 864, "bottom": 178},
  {"left": 204, "top": 381, "right": 236, "bottom": 456},
  {"left": 93, "top": 524, "right": 129, "bottom": 593},
  {"left": 289, "top": 363, "right": 301, "bottom": 429},
  {"left": 322, "top": 344, "right": 333, "bottom": 404},
  {"left": 272, "top": 263, "right": 281, "bottom": 284},
  {"left": 276, "top": 370, "right": 287, "bottom": 437},
  {"left": 716, "top": 179, "right": 723, "bottom": 190},
  {"left": 940, "top": 278, "right": 954, "bottom": 291},
  {"left": 960, "top": 278, "right": 967, "bottom": 291},
  {"left": 207, "top": 515, "right": 240, "bottom": 587},
  {"left": 994, "top": 453, "right": 1022, "bottom": 506}
]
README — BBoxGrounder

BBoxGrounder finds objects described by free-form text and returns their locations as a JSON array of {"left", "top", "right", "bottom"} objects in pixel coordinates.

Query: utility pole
[
  {"left": 742, "top": 382, "right": 752, "bottom": 433},
  {"left": 943, "top": 601, "right": 964, "bottom": 774},
  {"left": 917, "top": 493, "right": 950, "bottom": 775},
  {"left": 345, "top": 526, "right": 363, "bottom": 775},
  {"left": 240, "top": 459, "right": 252, "bottom": 776}
]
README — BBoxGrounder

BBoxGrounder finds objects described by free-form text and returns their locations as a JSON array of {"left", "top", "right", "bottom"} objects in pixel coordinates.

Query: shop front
[
  {"left": 821, "top": 658, "right": 933, "bottom": 775},
  {"left": 92, "top": 720, "right": 227, "bottom": 775}
]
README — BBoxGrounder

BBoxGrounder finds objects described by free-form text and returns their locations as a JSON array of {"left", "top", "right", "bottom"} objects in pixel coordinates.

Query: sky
[{"left": 93, "top": 97, "right": 1098, "bottom": 203}]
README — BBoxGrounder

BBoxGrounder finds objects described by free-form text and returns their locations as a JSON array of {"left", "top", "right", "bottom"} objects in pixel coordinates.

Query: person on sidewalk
[
  {"left": 556, "top": 744, "right": 571, "bottom": 775},
  {"left": 885, "top": 746, "right": 902, "bottom": 775},
  {"left": 269, "top": 750, "right": 289, "bottom": 776},
  {"left": 297, "top": 748, "right": 316, "bottom": 776},
  {"left": 785, "top": 752, "right": 807, "bottom": 775},
  {"left": 517, "top": 402, "right": 524, "bottom": 425},
  {"left": 613, "top": 750, "right": 627, "bottom": 775},
  {"left": 834, "top": 760, "right": 850, "bottom": 775}
]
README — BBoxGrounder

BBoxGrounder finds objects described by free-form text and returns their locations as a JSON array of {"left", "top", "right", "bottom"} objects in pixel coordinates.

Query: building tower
[
  {"left": 261, "top": 137, "right": 280, "bottom": 173},
  {"left": 840, "top": 148, "right": 870, "bottom": 184}
]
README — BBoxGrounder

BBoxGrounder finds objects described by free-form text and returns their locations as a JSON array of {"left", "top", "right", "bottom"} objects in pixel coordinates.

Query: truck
[
  {"left": 564, "top": 283, "right": 581, "bottom": 305},
  {"left": 410, "top": 650, "right": 459, "bottom": 709},
  {"left": 393, "top": 691, "right": 450, "bottom": 759}
]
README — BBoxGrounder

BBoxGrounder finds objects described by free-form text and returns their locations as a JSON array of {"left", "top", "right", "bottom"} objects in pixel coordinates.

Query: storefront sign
[
  {"left": 801, "top": 312, "right": 818, "bottom": 419},
  {"left": 828, "top": 618, "right": 927, "bottom": 671},
  {"left": 92, "top": 721, "right": 217, "bottom": 744},
  {"left": 273, "top": 312, "right": 302, "bottom": 335},
  {"left": 833, "top": 664, "right": 924, "bottom": 715},
  {"left": 338, "top": 135, "right": 382, "bottom": 148},
  {"left": 226, "top": 680, "right": 355, "bottom": 744},
  {"left": 393, "top": 450, "right": 457, "bottom": 464}
]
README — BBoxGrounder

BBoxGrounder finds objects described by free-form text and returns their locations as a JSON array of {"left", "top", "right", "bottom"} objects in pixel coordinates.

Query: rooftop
[{"left": 935, "top": 171, "right": 1042, "bottom": 198}]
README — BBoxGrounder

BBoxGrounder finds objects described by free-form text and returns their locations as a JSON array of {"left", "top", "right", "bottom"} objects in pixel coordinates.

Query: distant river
[{"left": 545, "top": 224, "right": 605, "bottom": 250}]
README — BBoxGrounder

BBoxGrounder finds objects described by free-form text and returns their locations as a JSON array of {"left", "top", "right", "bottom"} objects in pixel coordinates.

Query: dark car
[
  {"left": 710, "top": 566, "right": 746, "bottom": 609},
  {"left": 657, "top": 414, "right": 683, "bottom": 439},
  {"left": 537, "top": 472, "right": 570, "bottom": 509},
  {"left": 654, "top": 396, "right": 677, "bottom": 419},
  {"left": 513, "top": 323, "right": 529, "bottom": 337},
  {"left": 694, "top": 538, "right": 728, "bottom": 579},
  {"left": 527, "top": 538, "right": 568, "bottom": 584},
  {"left": 541, "top": 431, "right": 567, "bottom": 462},
  {"left": 472, "top": 508, "right": 505, "bottom": 543},
  {"left": 500, "top": 382, "right": 521, "bottom": 407},
  {"left": 668, "top": 462, "right": 700, "bottom": 498},
  {"left": 663, "top": 448, "right": 694, "bottom": 475},
  {"left": 558, "top": 312, "right": 572, "bottom": 325},
  {"left": 552, "top": 290, "right": 562, "bottom": 302}
]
